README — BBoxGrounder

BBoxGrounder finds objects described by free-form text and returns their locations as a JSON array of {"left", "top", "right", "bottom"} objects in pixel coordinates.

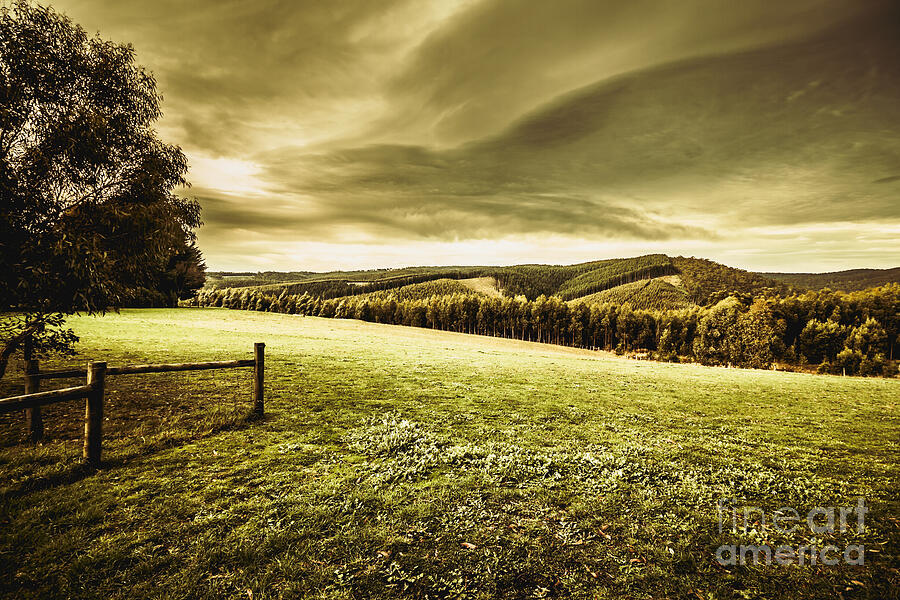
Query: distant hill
[
  {"left": 207, "top": 255, "right": 680, "bottom": 302},
  {"left": 497, "top": 254, "right": 675, "bottom": 299},
  {"left": 672, "top": 257, "right": 791, "bottom": 305},
  {"left": 759, "top": 267, "right": 900, "bottom": 292},
  {"left": 205, "top": 254, "right": 799, "bottom": 311},
  {"left": 554, "top": 255, "right": 674, "bottom": 300}
]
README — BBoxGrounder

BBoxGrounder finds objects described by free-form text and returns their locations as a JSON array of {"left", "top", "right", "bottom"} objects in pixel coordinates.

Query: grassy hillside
[
  {"left": 458, "top": 276, "right": 502, "bottom": 297},
  {"left": 1, "top": 309, "right": 898, "bottom": 599},
  {"left": 761, "top": 267, "right": 900, "bottom": 292}
]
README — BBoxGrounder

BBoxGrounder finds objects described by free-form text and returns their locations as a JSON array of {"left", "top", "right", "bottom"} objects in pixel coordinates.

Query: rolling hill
[
  {"left": 205, "top": 254, "right": 797, "bottom": 310},
  {"left": 4, "top": 309, "right": 897, "bottom": 598},
  {"left": 671, "top": 257, "right": 791, "bottom": 304},
  {"left": 760, "top": 267, "right": 900, "bottom": 292},
  {"left": 195, "top": 256, "right": 900, "bottom": 374},
  {"left": 357, "top": 278, "right": 488, "bottom": 302}
]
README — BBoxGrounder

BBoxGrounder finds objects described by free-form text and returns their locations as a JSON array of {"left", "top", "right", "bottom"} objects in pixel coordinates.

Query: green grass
[{"left": 0, "top": 308, "right": 898, "bottom": 599}]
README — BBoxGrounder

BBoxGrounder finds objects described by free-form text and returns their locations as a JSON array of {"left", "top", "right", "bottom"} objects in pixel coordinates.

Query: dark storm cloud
[
  {"left": 247, "top": 7, "right": 900, "bottom": 240},
  {"left": 55, "top": 0, "right": 438, "bottom": 153},
  {"left": 47, "top": 0, "right": 900, "bottom": 270},
  {"left": 379, "top": 0, "right": 878, "bottom": 144},
  {"left": 199, "top": 187, "right": 707, "bottom": 243}
]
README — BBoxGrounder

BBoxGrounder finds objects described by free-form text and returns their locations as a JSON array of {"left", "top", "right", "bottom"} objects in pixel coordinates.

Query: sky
[{"left": 49, "top": 0, "right": 900, "bottom": 273}]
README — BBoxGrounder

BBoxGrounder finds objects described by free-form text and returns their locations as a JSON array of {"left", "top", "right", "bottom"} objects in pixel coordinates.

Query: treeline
[
  {"left": 205, "top": 271, "right": 314, "bottom": 290},
  {"left": 187, "top": 283, "right": 900, "bottom": 377},
  {"left": 203, "top": 255, "right": 791, "bottom": 305},
  {"left": 363, "top": 279, "right": 483, "bottom": 302},
  {"left": 209, "top": 255, "right": 681, "bottom": 302},
  {"left": 205, "top": 265, "right": 490, "bottom": 292},
  {"left": 240, "top": 254, "right": 680, "bottom": 302}
]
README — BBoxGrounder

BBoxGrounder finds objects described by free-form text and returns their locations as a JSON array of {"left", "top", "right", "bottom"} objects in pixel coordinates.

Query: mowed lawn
[{"left": 0, "top": 308, "right": 898, "bottom": 599}]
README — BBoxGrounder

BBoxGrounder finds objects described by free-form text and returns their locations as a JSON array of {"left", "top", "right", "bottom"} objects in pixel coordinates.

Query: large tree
[
  {"left": 126, "top": 239, "right": 207, "bottom": 307},
  {"left": 0, "top": 1, "right": 200, "bottom": 378}
]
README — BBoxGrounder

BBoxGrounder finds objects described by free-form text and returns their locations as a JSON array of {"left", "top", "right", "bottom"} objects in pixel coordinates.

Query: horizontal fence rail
[
  {"left": 34, "top": 359, "right": 256, "bottom": 380},
  {"left": 32, "top": 368, "right": 87, "bottom": 381},
  {"left": 0, "top": 385, "right": 93, "bottom": 414},
  {"left": 1, "top": 342, "right": 265, "bottom": 468}
]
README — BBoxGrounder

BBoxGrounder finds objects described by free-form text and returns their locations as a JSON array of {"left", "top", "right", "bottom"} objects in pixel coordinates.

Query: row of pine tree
[{"left": 187, "top": 284, "right": 899, "bottom": 377}]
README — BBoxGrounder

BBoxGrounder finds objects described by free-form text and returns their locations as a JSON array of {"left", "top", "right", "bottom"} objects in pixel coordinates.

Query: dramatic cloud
[
  {"left": 380, "top": 0, "right": 871, "bottom": 145},
  {"left": 51, "top": 0, "right": 900, "bottom": 271}
]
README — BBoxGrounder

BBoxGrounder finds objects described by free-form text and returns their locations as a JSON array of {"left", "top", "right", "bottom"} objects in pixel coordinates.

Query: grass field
[{"left": 0, "top": 309, "right": 898, "bottom": 599}]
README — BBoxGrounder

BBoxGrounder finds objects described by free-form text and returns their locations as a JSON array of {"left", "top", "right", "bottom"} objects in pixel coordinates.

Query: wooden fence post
[
  {"left": 25, "top": 358, "right": 43, "bottom": 443},
  {"left": 254, "top": 343, "right": 265, "bottom": 417},
  {"left": 84, "top": 361, "right": 107, "bottom": 468}
]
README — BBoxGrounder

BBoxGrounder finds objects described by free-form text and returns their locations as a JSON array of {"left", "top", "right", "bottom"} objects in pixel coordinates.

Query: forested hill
[
  {"left": 671, "top": 257, "right": 792, "bottom": 304},
  {"left": 205, "top": 254, "right": 793, "bottom": 308},
  {"left": 759, "top": 267, "right": 900, "bottom": 292},
  {"left": 193, "top": 258, "right": 900, "bottom": 377}
]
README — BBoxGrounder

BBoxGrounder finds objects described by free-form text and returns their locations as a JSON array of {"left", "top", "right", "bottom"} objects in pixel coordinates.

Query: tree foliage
[
  {"left": 578, "top": 279, "right": 693, "bottom": 310},
  {"left": 190, "top": 283, "right": 900, "bottom": 377},
  {"left": 126, "top": 240, "right": 207, "bottom": 307},
  {"left": 0, "top": 1, "right": 200, "bottom": 377},
  {"left": 672, "top": 256, "right": 791, "bottom": 305},
  {"left": 763, "top": 267, "right": 900, "bottom": 292},
  {"left": 555, "top": 254, "right": 674, "bottom": 300}
]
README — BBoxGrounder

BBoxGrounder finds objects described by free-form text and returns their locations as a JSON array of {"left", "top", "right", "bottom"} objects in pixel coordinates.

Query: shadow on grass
[{"left": 0, "top": 410, "right": 263, "bottom": 500}]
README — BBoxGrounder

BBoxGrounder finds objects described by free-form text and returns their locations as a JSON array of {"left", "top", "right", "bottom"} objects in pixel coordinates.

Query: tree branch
[{"left": 0, "top": 320, "right": 43, "bottom": 381}]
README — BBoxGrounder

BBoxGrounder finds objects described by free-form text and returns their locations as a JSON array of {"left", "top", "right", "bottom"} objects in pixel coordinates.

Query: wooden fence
[{"left": 0, "top": 342, "right": 265, "bottom": 467}]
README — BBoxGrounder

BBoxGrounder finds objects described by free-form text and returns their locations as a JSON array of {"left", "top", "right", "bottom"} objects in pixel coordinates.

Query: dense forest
[
  {"left": 362, "top": 279, "right": 483, "bottom": 302},
  {"left": 672, "top": 257, "right": 791, "bottom": 304},
  {"left": 577, "top": 278, "right": 693, "bottom": 310},
  {"left": 555, "top": 254, "right": 675, "bottom": 300},
  {"left": 760, "top": 267, "right": 900, "bottom": 292},
  {"left": 188, "top": 281, "right": 900, "bottom": 378},
  {"left": 187, "top": 255, "right": 899, "bottom": 377}
]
